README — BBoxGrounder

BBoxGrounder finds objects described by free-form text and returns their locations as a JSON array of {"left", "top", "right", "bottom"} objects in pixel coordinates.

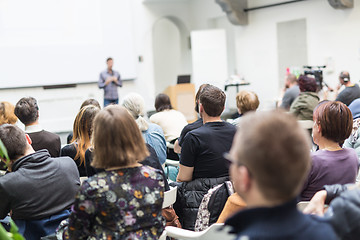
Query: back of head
[
  {"left": 155, "top": 93, "right": 172, "bottom": 112},
  {"left": 80, "top": 98, "right": 101, "bottom": 110},
  {"left": 339, "top": 71, "right": 350, "bottom": 83},
  {"left": 298, "top": 75, "right": 317, "bottom": 93},
  {"left": 91, "top": 105, "right": 149, "bottom": 169},
  {"left": 287, "top": 74, "right": 298, "bottom": 85},
  {"left": 0, "top": 124, "right": 27, "bottom": 161},
  {"left": 313, "top": 101, "right": 353, "bottom": 145},
  {"left": 236, "top": 90, "right": 260, "bottom": 114},
  {"left": 14, "top": 97, "right": 39, "bottom": 125},
  {"left": 235, "top": 110, "right": 311, "bottom": 201},
  {"left": 200, "top": 85, "right": 226, "bottom": 117},
  {"left": 195, "top": 84, "right": 210, "bottom": 113},
  {"left": 0, "top": 101, "right": 18, "bottom": 125},
  {"left": 72, "top": 105, "right": 100, "bottom": 163},
  {"left": 122, "top": 93, "right": 149, "bottom": 131}
]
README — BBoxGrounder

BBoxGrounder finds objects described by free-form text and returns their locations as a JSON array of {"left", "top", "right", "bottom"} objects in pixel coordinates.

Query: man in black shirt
[
  {"left": 174, "top": 84, "right": 209, "bottom": 154},
  {"left": 335, "top": 71, "right": 360, "bottom": 106},
  {"left": 177, "top": 85, "right": 236, "bottom": 182}
]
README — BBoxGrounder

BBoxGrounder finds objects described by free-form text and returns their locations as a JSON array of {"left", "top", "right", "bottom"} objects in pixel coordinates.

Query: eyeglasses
[{"left": 223, "top": 152, "right": 252, "bottom": 177}]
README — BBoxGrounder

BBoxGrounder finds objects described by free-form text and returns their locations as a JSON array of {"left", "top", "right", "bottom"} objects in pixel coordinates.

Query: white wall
[
  {"left": 234, "top": 0, "right": 360, "bottom": 107},
  {"left": 2, "top": 0, "right": 360, "bottom": 133},
  {"left": 188, "top": 0, "right": 360, "bottom": 109}
]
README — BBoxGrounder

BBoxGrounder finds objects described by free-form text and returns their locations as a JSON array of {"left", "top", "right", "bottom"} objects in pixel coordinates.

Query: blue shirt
[
  {"left": 142, "top": 123, "right": 167, "bottom": 165},
  {"left": 98, "top": 69, "right": 122, "bottom": 100}
]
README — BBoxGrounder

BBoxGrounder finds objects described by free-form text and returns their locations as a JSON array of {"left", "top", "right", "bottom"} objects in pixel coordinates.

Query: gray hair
[{"left": 122, "top": 93, "right": 149, "bottom": 132}]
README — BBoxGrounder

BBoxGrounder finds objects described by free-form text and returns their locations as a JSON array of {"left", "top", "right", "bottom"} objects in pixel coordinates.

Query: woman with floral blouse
[{"left": 65, "top": 105, "right": 165, "bottom": 239}]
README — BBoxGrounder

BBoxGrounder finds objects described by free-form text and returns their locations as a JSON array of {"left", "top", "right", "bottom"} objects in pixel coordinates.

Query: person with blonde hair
[
  {"left": 65, "top": 105, "right": 165, "bottom": 239},
  {"left": 0, "top": 101, "right": 18, "bottom": 125},
  {"left": 122, "top": 92, "right": 167, "bottom": 165},
  {"left": 230, "top": 90, "right": 259, "bottom": 126},
  {"left": 61, "top": 105, "right": 100, "bottom": 176}
]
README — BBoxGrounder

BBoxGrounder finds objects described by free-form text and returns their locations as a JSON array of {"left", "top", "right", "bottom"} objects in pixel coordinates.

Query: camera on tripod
[{"left": 303, "top": 65, "right": 326, "bottom": 91}]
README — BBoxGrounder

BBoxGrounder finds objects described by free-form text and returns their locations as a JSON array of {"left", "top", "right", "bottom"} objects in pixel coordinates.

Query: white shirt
[{"left": 150, "top": 109, "right": 188, "bottom": 142}]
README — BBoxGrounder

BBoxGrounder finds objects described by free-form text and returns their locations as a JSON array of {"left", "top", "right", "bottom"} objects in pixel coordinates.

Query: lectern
[{"left": 164, "top": 83, "right": 196, "bottom": 123}]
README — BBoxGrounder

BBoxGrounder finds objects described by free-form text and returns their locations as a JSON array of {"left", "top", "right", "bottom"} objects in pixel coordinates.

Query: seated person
[
  {"left": 344, "top": 98, "right": 360, "bottom": 161},
  {"left": 0, "top": 101, "right": 18, "bottom": 170},
  {"left": 0, "top": 124, "right": 80, "bottom": 239},
  {"left": 67, "top": 98, "right": 101, "bottom": 144},
  {"left": 0, "top": 101, "right": 18, "bottom": 125},
  {"left": 122, "top": 92, "right": 167, "bottom": 165},
  {"left": 64, "top": 105, "right": 165, "bottom": 239},
  {"left": 174, "top": 85, "right": 237, "bottom": 230},
  {"left": 174, "top": 84, "right": 209, "bottom": 154},
  {"left": 61, "top": 105, "right": 100, "bottom": 177},
  {"left": 290, "top": 75, "right": 319, "bottom": 120},
  {"left": 225, "top": 110, "right": 337, "bottom": 239},
  {"left": 279, "top": 73, "right": 300, "bottom": 110},
  {"left": 301, "top": 101, "right": 358, "bottom": 201},
  {"left": 14, "top": 97, "right": 61, "bottom": 157},
  {"left": 335, "top": 71, "right": 360, "bottom": 106},
  {"left": 177, "top": 85, "right": 237, "bottom": 182},
  {"left": 229, "top": 90, "right": 259, "bottom": 126},
  {"left": 150, "top": 93, "right": 188, "bottom": 160},
  {"left": 304, "top": 183, "right": 360, "bottom": 240}
]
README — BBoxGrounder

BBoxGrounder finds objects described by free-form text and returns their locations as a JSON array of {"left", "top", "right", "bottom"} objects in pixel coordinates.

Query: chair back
[
  {"left": 165, "top": 223, "right": 235, "bottom": 240},
  {"left": 163, "top": 186, "right": 177, "bottom": 208}
]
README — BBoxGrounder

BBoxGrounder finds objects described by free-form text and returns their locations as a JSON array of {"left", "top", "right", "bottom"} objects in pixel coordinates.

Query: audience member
[
  {"left": 61, "top": 105, "right": 100, "bottom": 177},
  {"left": 150, "top": 93, "right": 187, "bottom": 160},
  {"left": 335, "top": 71, "right": 360, "bottom": 106},
  {"left": 0, "top": 101, "right": 17, "bottom": 125},
  {"left": 65, "top": 105, "right": 165, "bottom": 239},
  {"left": 301, "top": 101, "right": 358, "bottom": 201},
  {"left": 177, "top": 85, "right": 236, "bottom": 181},
  {"left": 343, "top": 98, "right": 360, "bottom": 162},
  {"left": 174, "top": 85, "right": 236, "bottom": 230},
  {"left": 290, "top": 75, "right": 319, "bottom": 120},
  {"left": 66, "top": 98, "right": 101, "bottom": 144},
  {"left": 14, "top": 97, "right": 61, "bottom": 157},
  {"left": 174, "top": 84, "right": 209, "bottom": 154},
  {"left": 279, "top": 74, "right": 300, "bottom": 110},
  {"left": 230, "top": 90, "right": 259, "bottom": 126},
  {"left": 304, "top": 183, "right": 360, "bottom": 240},
  {"left": 0, "top": 124, "right": 80, "bottom": 239},
  {"left": 122, "top": 92, "right": 167, "bottom": 165},
  {"left": 224, "top": 110, "right": 337, "bottom": 239}
]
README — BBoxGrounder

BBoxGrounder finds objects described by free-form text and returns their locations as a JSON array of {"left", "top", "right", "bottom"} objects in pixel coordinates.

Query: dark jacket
[
  {"left": 173, "top": 176, "right": 230, "bottom": 230},
  {"left": 225, "top": 198, "right": 337, "bottom": 240},
  {"left": 324, "top": 184, "right": 360, "bottom": 240},
  {"left": 0, "top": 150, "right": 80, "bottom": 220},
  {"left": 290, "top": 92, "right": 319, "bottom": 120}
]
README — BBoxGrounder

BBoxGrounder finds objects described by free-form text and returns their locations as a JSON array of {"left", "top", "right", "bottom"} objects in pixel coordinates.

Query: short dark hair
[
  {"left": 298, "top": 75, "right": 317, "bottom": 92},
  {"left": 194, "top": 84, "right": 210, "bottom": 113},
  {"left": 80, "top": 98, "right": 101, "bottom": 110},
  {"left": 313, "top": 101, "right": 353, "bottom": 145},
  {"left": 14, "top": 97, "right": 39, "bottom": 125},
  {"left": 200, "top": 85, "right": 226, "bottom": 117},
  {"left": 155, "top": 94, "right": 172, "bottom": 112},
  {"left": 234, "top": 110, "right": 311, "bottom": 201},
  {"left": 106, "top": 57, "right": 113, "bottom": 62},
  {"left": 0, "top": 124, "right": 27, "bottom": 161}
]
